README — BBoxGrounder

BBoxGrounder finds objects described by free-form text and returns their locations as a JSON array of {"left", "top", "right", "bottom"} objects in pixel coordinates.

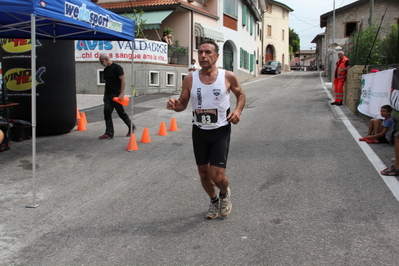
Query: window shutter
[
  {"left": 250, "top": 54, "right": 254, "bottom": 72},
  {"left": 250, "top": 16, "right": 254, "bottom": 35},
  {"left": 242, "top": 5, "right": 247, "bottom": 26},
  {"left": 240, "top": 48, "right": 243, "bottom": 67}
]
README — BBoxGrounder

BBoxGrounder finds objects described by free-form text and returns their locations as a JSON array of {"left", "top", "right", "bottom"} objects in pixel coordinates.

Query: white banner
[
  {"left": 357, "top": 69, "right": 394, "bottom": 118},
  {"left": 75, "top": 39, "right": 168, "bottom": 64}
]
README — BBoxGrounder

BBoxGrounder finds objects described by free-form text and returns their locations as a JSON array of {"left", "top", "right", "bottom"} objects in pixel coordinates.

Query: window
[
  {"left": 282, "top": 30, "right": 285, "bottom": 41},
  {"left": 224, "top": 0, "right": 238, "bottom": 18},
  {"left": 282, "top": 10, "right": 285, "bottom": 19},
  {"left": 242, "top": 5, "right": 247, "bottom": 26},
  {"left": 267, "top": 25, "right": 272, "bottom": 37},
  {"left": 345, "top": 22, "right": 357, "bottom": 37},
  {"left": 149, "top": 71, "right": 159, "bottom": 86},
  {"left": 97, "top": 69, "right": 105, "bottom": 85},
  {"left": 268, "top": 4, "right": 272, "bottom": 14},
  {"left": 166, "top": 72, "right": 175, "bottom": 87}
]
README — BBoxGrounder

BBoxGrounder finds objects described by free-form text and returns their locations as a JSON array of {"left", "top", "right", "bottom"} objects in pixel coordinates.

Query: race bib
[{"left": 194, "top": 108, "right": 218, "bottom": 125}]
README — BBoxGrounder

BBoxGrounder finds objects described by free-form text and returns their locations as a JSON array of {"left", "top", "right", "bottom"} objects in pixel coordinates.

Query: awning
[
  {"left": 195, "top": 22, "right": 224, "bottom": 42},
  {"left": 140, "top": 10, "right": 174, "bottom": 30}
]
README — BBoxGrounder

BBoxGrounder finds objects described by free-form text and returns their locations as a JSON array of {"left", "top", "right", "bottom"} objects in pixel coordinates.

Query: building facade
[
  {"left": 319, "top": 0, "right": 399, "bottom": 79},
  {"left": 262, "top": 0, "right": 293, "bottom": 72}
]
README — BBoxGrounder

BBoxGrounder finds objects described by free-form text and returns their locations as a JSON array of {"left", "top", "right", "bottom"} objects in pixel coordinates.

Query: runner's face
[{"left": 198, "top": 43, "right": 219, "bottom": 68}]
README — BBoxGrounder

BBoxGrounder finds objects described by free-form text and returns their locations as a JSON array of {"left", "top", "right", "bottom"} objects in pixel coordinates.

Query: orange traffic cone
[
  {"left": 80, "top": 112, "right": 88, "bottom": 125},
  {"left": 126, "top": 133, "right": 138, "bottom": 151},
  {"left": 169, "top": 118, "right": 178, "bottom": 131},
  {"left": 158, "top": 121, "right": 168, "bottom": 136},
  {"left": 76, "top": 108, "right": 81, "bottom": 119},
  {"left": 77, "top": 118, "right": 86, "bottom": 131},
  {"left": 113, "top": 96, "right": 130, "bottom": 106},
  {"left": 140, "top": 127, "right": 151, "bottom": 143}
]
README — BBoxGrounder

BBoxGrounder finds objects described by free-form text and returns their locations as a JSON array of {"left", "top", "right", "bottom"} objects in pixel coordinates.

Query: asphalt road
[{"left": 2, "top": 71, "right": 399, "bottom": 265}]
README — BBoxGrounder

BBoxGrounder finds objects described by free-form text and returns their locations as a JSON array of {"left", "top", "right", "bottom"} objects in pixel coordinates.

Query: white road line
[
  {"left": 242, "top": 75, "right": 278, "bottom": 86},
  {"left": 319, "top": 73, "right": 399, "bottom": 201}
]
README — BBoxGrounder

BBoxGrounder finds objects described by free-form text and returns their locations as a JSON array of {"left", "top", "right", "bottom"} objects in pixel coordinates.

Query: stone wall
[
  {"left": 344, "top": 65, "right": 398, "bottom": 123},
  {"left": 343, "top": 65, "right": 365, "bottom": 114}
]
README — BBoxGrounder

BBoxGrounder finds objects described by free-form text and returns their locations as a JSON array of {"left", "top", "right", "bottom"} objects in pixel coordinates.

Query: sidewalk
[{"left": 76, "top": 94, "right": 104, "bottom": 111}]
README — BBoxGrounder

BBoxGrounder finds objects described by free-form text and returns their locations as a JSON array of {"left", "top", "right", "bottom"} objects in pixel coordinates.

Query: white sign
[
  {"left": 358, "top": 69, "right": 394, "bottom": 118},
  {"left": 75, "top": 39, "right": 168, "bottom": 64}
]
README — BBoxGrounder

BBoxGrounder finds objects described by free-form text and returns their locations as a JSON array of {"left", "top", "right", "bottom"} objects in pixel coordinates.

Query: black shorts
[{"left": 192, "top": 124, "right": 231, "bottom": 168}]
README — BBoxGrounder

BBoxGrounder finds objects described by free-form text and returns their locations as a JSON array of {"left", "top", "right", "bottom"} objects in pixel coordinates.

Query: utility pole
[
  {"left": 369, "top": 0, "right": 374, "bottom": 26},
  {"left": 332, "top": 0, "right": 335, "bottom": 44}
]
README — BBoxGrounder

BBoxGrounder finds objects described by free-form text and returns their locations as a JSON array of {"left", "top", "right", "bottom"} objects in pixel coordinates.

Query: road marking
[
  {"left": 319, "top": 73, "right": 399, "bottom": 202},
  {"left": 242, "top": 75, "right": 279, "bottom": 86}
]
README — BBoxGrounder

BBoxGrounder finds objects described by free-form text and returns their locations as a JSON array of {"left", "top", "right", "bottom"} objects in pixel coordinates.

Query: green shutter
[
  {"left": 250, "top": 54, "right": 254, "bottom": 72},
  {"left": 250, "top": 16, "right": 254, "bottom": 35},
  {"left": 242, "top": 6, "right": 247, "bottom": 26},
  {"left": 240, "top": 48, "right": 243, "bottom": 67},
  {"left": 244, "top": 50, "right": 249, "bottom": 70}
]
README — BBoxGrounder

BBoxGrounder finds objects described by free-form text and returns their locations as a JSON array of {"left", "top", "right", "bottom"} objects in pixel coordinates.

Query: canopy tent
[{"left": 0, "top": 0, "right": 135, "bottom": 207}]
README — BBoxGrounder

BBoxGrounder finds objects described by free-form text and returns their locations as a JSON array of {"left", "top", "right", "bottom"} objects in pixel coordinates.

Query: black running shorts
[{"left": 192, "top": 124, "right": 231, "bottom": 168}]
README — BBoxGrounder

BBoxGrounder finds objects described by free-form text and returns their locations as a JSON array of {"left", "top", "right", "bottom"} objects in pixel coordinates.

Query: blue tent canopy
[
  {"left": 0, "top": 0, "right": 135, "bottom": 208},
  {"left": 0, "top": 0, "right": 135, "bottom": 40}
]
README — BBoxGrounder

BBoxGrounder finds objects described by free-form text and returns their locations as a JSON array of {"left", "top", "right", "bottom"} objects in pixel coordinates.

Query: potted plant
[{"left": 169, "top": 39, "right": 188, "bottom": 64}]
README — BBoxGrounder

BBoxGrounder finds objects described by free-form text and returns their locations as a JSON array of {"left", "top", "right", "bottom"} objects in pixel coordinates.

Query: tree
[
  {"left": 380, "top": 23, "right": 399, "bottom": 64},
  {"left": 345, "top": 23, "right": 399, "bottom": 66},
  {"left": 289, "top": 28, "right": 300, "bottom": 60},
  {"left": 123, "top": 9, "right": 147, "bottom": 38}
]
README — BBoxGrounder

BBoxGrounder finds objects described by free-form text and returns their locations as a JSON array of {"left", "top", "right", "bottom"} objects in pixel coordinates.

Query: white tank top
[{"left": 190, "top": 69, "right": 230, "bottom": 130}]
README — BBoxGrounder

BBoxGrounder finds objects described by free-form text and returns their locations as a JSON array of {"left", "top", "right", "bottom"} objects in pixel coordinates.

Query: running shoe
[
  {"left": 205, "top": 199, "right": 220, "bottom": 219},
  {"left": 98, "top": 134, "right": 113, "bottom": 139},
  {"left": 220, "top": 188, "right": 232, "bottom": 217}
]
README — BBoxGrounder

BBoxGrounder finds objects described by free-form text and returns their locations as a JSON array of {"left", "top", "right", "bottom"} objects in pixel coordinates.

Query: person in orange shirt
[{"left": 331, "top": 51, "right": 350, "bottom": 105}]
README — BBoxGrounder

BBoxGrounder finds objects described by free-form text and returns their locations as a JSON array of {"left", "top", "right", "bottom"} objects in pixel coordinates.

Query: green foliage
[
  {"left": 345, "top": 23, "right": 399, "bottom": 65},
  {"left": 170, "top": 39, "right": 188, "bottom": 56},
  {"left": 380, "top": 23, "right": 399, "bottom": 64},
  {"left": 163, "top": 26, "right": 173, "bottom": 36},
  {"left": 289, "top": 28, "right": 300, "bottom": 60},
  {"left": 123, "top": 9, "right": 147, "bottom": 38}
]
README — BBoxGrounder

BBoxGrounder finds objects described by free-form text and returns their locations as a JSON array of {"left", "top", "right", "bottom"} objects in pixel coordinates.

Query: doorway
[
  {"left": 223, "top": 42, "right": 234, "bottom": 72},
  {"left": 265, "top": 45, "right": 275, "bottom": 62}
]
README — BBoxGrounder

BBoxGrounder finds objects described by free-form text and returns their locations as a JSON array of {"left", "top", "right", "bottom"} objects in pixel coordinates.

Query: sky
[{"left": 281, "top": 0, "right": 358, "bottom": 50}]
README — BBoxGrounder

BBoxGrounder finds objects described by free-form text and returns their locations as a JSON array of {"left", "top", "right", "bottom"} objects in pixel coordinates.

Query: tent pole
[
  {"left": 127, "top": 39, "right": 135, "bottom": 152},
  {"left": 26, "top": 13, "right": 39, "bottom": 208}
]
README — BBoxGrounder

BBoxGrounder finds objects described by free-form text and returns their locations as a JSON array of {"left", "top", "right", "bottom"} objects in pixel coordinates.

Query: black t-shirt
[{"left": 104, "top": 63, "right": 124, "bottom": 95}]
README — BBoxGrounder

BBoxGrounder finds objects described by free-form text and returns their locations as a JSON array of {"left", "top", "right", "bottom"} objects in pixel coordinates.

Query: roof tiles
[{"left": 98, "top": 0, "right": 215, "bottom": 17}]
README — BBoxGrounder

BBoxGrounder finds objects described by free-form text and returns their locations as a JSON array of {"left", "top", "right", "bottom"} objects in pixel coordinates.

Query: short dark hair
[
  {"left": 200, "top": 39, "right": 219, "bottom": 54},
  {"left": 381, "top": 105, "right": 393, "bottom": 112}
]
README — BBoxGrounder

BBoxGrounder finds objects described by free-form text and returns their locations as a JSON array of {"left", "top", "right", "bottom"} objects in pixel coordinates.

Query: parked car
[{"left": 261, "top": 60, "right": 282, "bottom": 74}]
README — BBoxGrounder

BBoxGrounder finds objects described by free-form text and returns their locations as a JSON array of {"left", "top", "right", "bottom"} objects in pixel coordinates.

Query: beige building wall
[{"left": 262, "top": 1, "right": 291, "bottom": 72}]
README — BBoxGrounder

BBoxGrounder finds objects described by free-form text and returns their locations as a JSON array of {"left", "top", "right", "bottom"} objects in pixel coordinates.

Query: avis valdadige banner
[
  {"left": 75, "top": 39, "right": 168, "bottom": 64},
  {"left": 357, "top": 69, "right": 395, "bottom": 118}
]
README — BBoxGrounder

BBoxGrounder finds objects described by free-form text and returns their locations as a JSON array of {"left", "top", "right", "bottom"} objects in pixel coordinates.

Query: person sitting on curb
[
  {"left": 359, "top": 105, "right": 394, "bottom": 144},
  {"left": 381, "top": 131, "right": 399, "bottom": 176}
]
